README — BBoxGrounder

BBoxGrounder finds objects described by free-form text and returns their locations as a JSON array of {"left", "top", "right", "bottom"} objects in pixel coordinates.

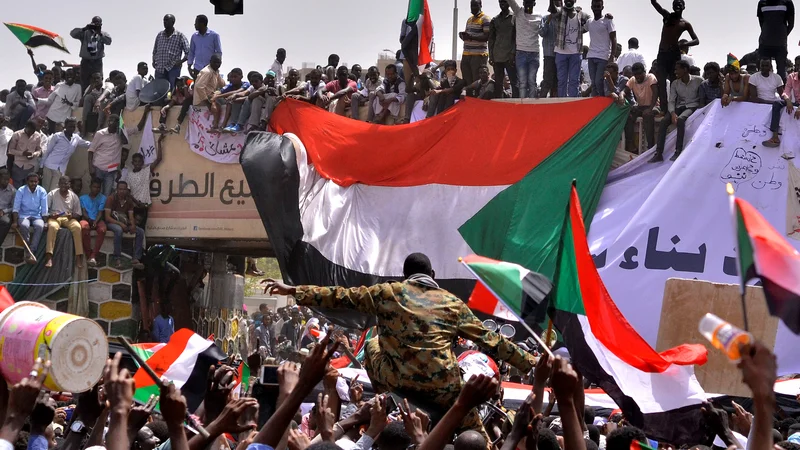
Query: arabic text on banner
[
  {"left": 586, "top": 100, "right": 800, "bottom": 376},
  {"left": 186, "top": 106, "right": 246, "bottom": 164},
  {"left": 137, "top": 113, "right": 158, "bottom": 166}
]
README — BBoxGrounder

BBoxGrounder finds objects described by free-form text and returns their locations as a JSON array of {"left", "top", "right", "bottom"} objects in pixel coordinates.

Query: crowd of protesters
[
  {"left": 1, "top": 0, "right": 798, "bottom": 161},
  {"left": 0, "top": 319, "right": 795, "bottom": 450},
  {"left": 0, "top": 3, "right": 799, "bottom": 450}
]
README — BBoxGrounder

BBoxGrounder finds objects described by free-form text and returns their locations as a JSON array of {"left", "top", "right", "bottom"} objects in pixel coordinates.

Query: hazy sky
[{"left": 0, "top": 0, "right": 793, "bottom": 90}]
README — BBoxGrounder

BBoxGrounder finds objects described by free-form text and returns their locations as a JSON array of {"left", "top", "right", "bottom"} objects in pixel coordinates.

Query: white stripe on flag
[
  {"left": 287, "top": 133, "right": 508, "bottom": 279},
  {"left": 578, "top": 316, "right": 706, "bottom": 414},
  {"left": 160, "top": 334, "right": 214, "bottom": 385}
]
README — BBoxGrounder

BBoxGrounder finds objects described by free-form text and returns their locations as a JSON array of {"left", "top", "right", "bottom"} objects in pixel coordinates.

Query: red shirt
[{"left": 325, "top": 79, "right": 358, "bottom": 103}]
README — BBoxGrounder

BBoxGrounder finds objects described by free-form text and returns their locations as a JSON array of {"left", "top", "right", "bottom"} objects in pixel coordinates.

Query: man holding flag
[{"left": 263, "top": 252, "right": 535, "bottom": 441}]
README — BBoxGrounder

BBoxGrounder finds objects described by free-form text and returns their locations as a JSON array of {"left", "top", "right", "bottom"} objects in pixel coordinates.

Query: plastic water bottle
[{"left": 698, "top": 313, "right": 753, "bottom": 362}]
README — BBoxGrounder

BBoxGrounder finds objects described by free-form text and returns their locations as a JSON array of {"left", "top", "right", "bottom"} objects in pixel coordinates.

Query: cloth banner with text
[
  {"left": 137, "top": 113, "right": 158, "bottom": 166},
  {"left": 186, "top": 106, "right": 246, "bottom": 164},
  {"left": 587, "top": 100, "right": 800, "bottom": 375}
]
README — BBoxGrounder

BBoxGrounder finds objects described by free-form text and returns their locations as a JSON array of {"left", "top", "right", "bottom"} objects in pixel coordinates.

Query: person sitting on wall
[
  {"left": 12, "top": 172, "right": 48, "bottom": 264},
  {"left": 104, "top": 180, "right": 145, "bottom": 270},
  {"left": 45, "top": 176, "right": 84, "bottom": 269}
]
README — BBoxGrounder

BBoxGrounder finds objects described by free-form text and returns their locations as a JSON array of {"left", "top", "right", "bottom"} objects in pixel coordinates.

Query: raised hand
[
  {"left": 159, "top": 382, "right": 187, "bottom": 427},
  {"left": 127, "top": 395, "right": 157, "bottom": 440},
  {"left": 204, "top": 365, "right": 238, "bottom": 422},
  {"left": 317, "top": 393, "right": 337, "bottom": 441},
  {"left": 104, "top": 353, "right": 134, "bottom": 412},
  {"left": 366, "top": 394, "right": 389, "bottom": 437},
  {"left": 738, "top": 341, "right": 777, "bottom": 401},
  {"left": 298, "top": 335, "right": 340, "bottom": 389},
  {"left": 399, "top": 399, "right": 428, "bottom": 444},
  {"left": 349, "top": 375, "right": 364, "bottom": 405},
  {"left": 208, "top": 398, "right": 259, "bottom": 436},
  {"left": 287, "top": 428, "right": 311, "bottom": 450},
  {"left": 550, "top": 356, "right": 580, "bottom": 402},
  {"left": 455, "top": 374, "right": 499, "bottom": 410}
]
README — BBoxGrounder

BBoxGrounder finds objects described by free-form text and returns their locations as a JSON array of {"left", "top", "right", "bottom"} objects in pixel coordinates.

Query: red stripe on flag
[
  {"left": 133, "top": 329, "right": 195, "bottom": 387},
  {"left": 270, "top": 98, "right": 613, "bottom": 188},
  {"left": 569, "top": 187, "right": 707, "bottom": 372},
  {"left": 6, "top": 23, "right": 59, "bottom": 37}
]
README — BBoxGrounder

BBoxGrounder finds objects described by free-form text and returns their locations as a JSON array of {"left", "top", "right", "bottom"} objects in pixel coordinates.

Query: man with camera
[{"left": 70, "top": 17, "right": 112, "bottom": 93}]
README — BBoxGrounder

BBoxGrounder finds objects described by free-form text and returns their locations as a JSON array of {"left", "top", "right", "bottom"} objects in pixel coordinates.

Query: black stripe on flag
[
  {"left": 552, "top": 310, "right": 705, "bottom": 445},
  {"left": 180, "top": 344, "right": 229, "bottom": 413}
]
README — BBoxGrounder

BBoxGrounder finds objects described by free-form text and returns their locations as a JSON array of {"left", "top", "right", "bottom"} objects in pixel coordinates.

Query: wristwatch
[{"left": 70, "top": 420, "right": 87, "bottom": 433}]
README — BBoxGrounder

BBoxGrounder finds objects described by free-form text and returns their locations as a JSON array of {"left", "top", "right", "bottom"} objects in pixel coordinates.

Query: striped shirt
[{"left": 463, "top": 12, "right": 491, "bottom": 56}]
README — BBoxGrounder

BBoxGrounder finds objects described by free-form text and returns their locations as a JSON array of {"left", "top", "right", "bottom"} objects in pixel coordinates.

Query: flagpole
[
  {"left": 727, "top": 183, "right": 750, "bottom": 332},
  {"left": 459, "top": 258, "right": 554, "bottom": 358}
]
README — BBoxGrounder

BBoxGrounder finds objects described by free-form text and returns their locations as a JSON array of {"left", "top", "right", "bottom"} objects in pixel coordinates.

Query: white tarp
[
  {"left": 186, "top": 106, "right": 246, "bottom": 164},
  {"left": 588, "top": 100, "right": 800, "bottom": 375}
]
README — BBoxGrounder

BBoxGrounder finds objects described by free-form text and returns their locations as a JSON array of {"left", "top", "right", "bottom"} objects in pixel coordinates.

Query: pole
[
  {"left": 452, "top": 0, "right": 458, "bottom": 61},
  {"left": 740, "top": 290, "right": 749, "bottom": 332},
  {"left": 726, "top": 183, "right": 750, "bottom": 332},
  {"left": 14, "top": 229, "right": 34, "bottom": 260},
  {"left": 544, "top": 319, "right": 554, "bottom": 348}
]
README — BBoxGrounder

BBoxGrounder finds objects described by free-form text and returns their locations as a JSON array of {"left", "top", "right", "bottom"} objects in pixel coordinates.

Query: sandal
[{"left": 762, "top": 137, "right": 781, "bottom": 148}]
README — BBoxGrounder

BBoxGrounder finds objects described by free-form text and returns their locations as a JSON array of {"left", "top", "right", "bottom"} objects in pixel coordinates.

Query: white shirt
[
  {"left": 617, "top": 49, "right": 647, "bottom": 71},
  {"left": 749, "top": 72, "right": 784, "bottom": 102},
  {"left": 585, "top": 17, "right": 615, "bottom": 60},
  {"left": 681, "top": 54, "right": 696, "bottom": 67},
  {"left": 126, "top": 75, "right": 147, "bottom": 111},
  {"left": 45, "top": 82, "right": 82, "bottom": 123},
  {"left": 42, "top": 131, "right": 91, "bottom": 173},
  {"left": 0, "top": 127, "right": 12, "bottom": 168},
  {"left": 270, "top": 59, "right": 285, "bottom": 85},
  {"left": 120, "top": 167, "right": 151, "bottom": 205},
  {"left": 555, "top": 14, "right": 582, "bottom": 54}
]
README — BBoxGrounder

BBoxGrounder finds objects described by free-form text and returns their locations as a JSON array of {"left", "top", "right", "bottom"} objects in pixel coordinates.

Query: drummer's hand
[{"left": 7, "top": 359, "right": 51, "bottom": 427}]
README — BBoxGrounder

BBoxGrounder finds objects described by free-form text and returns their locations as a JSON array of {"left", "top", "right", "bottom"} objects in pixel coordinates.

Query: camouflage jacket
[{"left": 295, "top": 280, "right": 536, "bottom": 391}]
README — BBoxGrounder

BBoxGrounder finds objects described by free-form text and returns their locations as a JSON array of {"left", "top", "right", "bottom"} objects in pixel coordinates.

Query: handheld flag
[
  {"left": 132, "top": 329, "right": 227, "bottom": 412},
  {"left": 461, "top": 255, "right": 552, "bottom": 323},
  {"left": 402, "top": 0, "right": 434, "bottom": 69},
  {"left": 731, "top": 188, "right": 800, "bottom": 334},
  {"left": 4, "top": 23, "right": 69, "bottom": 53},
  {"left": 550, "top": 185, "right": 708, "bottom": 445}
]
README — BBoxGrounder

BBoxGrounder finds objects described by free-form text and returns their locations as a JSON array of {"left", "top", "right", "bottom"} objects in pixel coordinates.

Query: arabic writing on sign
[
  {"left": 593, "top": 227, "right": 706, "bottom": 273},
  {"left": 741, "top": 125, "right": 768, "bottom": 139},
  {"left": 141, "top": 144, "right": 156, "bottom": 160},
  {"left": 186, "top": 107, "right": 246, "bottom": 164},
  {"left": 752, "top": 171, "right": 782, "bottom": 190},
  {"left": 150, "top": 172, "right": 252, "bottom": 206},
  {"left": 720, "top": 147, "right": 761, "bottom": 187}
]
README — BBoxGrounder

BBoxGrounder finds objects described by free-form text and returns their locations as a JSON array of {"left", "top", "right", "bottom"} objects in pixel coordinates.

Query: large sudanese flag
[
  {"left": 241, "top": 97, "right": 627, "bottom": 328},
  {"left": 733, "top": 194, "right": 800, "bottom": 333},
  {"left": 4, "top": 23, "right": 69, "bottom": 52},
  {"left": 550, "top": 185, "right": 709, "bottom": 445}
]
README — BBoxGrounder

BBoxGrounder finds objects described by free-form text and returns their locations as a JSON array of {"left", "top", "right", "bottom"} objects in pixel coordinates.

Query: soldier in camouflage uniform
[{"left": 263, "top": 253, "right": 536, "bottom": 441}]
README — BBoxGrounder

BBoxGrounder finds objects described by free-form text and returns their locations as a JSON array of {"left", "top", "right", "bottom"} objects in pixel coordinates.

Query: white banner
[
  {"left": 137, "top": 113, "right": 158, "bottom": 166},
  {"left": 186, "top": 106, "right": 246, "bottom": 164},
  {"left": 588, "top": 100, "right": 800, "bottom": 375},
  {"left": 786, "top": 160, "right": 800, "bottom": 240}
]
